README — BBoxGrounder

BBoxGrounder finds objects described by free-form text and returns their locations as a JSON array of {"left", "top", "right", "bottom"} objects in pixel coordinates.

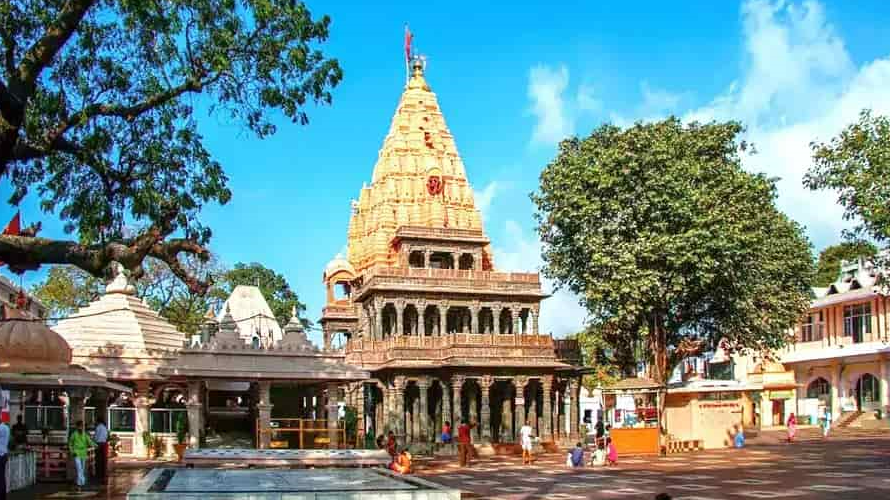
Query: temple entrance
[
  {"left": 205, "top": 382, "right": 254, "bottom": 448},
  {"left": 491, "top": 380, "right": 516, "bottom": 443},
  {"left": 856, "top": 373, "right": 880, "bottom": 411}
]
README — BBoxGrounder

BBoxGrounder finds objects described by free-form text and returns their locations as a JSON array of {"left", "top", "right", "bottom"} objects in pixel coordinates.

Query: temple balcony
[
  {"left": 344, "top": 332, "right": 576, "bottom": 369},
  {"left": 351, "top": 266, "right": 547, "bottom": 301}
]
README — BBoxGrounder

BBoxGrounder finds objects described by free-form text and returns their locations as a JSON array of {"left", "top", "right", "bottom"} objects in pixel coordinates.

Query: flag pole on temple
[{"left": 404, "top": 23, "right": 413, "bottom": 85}]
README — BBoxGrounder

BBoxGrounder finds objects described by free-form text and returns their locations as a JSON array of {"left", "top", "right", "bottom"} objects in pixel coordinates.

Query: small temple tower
[{"left": 322, "top": 54, "right": 582, "bottom": 449}]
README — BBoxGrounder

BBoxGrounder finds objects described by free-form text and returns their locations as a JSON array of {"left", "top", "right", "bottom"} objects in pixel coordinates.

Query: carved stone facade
[{"left": 322, "top": 57, "right": 582, "bottom": 448}]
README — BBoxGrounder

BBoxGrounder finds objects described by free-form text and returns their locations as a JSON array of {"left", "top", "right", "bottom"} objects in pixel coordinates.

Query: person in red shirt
[
  {"left": 385, "top": 430, "right": 397, "bottom": 458},
  {"left": 457, "top": 418, "right": 476, "bottom": 467}
]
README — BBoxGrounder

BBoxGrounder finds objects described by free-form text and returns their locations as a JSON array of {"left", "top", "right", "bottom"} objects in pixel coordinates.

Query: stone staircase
[{"left": 836, "top": 411, "right": 863, "bottom": 428}]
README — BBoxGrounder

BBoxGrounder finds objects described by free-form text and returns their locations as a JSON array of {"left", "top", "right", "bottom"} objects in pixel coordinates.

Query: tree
[
  {"left": 32, "top": 255, "right": 226, "bottom": 333},
  {"left": 813, "top": 241, "right": 877, "bottom": 287},
  {"left": 805, "top": 110, "right": 889, "bottom": 266},
  {"left": 30, "top": 265, "right": 103, "bottom": 318},
  {"left": 532, "top": 118, "right": 815, "bottom": 384},
  {"left": 0, "top": 1, "right": 342, "bottom": 292},
  {"left": 212, "top": 262, "right": 309, "bottom": 329}
]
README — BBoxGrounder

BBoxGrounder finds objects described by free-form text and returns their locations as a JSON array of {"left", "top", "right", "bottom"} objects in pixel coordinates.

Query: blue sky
[{"left": 4, "top": 0, "right": 890, "bottom": 345}]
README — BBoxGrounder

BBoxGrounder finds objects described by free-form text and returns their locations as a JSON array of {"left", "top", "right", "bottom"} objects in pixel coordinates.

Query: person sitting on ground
[
  {"left": 386, "top": 431, "right": 398, "bottom": 458},
  {"left": 390, "top": 447, "right": 413, "bottom": 474},
  {"left": 606, "top": 437, "right": 617, "bottom": 466},
  {"left": 733, "top": 426, "right": 745, "bottom": 448},
  {"left": 590, "top": 442, "right": 606, "bottom": 466},
  {"left": 441, "top": 421, "right": 452, "bottom": 444},
  {"left": 570, "top": 442, "right": 584, "bottom": 467}
]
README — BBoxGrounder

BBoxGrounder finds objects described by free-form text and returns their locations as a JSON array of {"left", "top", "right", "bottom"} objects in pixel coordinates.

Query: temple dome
[
  {"left": 0, "top": 308, "right": 72, "bottom": 370},
  {"left": 324, "top": 253, "right": 355, "bottom": 281}
]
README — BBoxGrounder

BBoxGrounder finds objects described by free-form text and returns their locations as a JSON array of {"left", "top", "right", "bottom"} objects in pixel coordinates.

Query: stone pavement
[
  {"left": 412, "top": 428, "right": 890, "bottom": 500},
  {"left": 9, "top": 428, "right": 889, "bottom": 499}
]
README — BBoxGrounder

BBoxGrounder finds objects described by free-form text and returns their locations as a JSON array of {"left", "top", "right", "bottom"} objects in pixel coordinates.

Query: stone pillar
[
  {"left": 327, "top": 382, "right": 340, "bottom": 449},
  {"left": 830, "top": 362, "right": 841, "bottom": 422},
  {"left": 315, "top": 387, "right": 325, "bottom": 420},
  {"left": 569, "top": 378, "right": 581, "bottom": 439},
  {"left": 418, "top": 378, "right": 431, "bottom": 443},
  {"left": 322, "top": 326, "right": 332, "bottom": 351},
  {"left": 374, "top": 307, "right": 383, "bottom": 341},
  {"left": 880, "top": 356, "right": 889, "bottom": 417},
  {"left": 468, "top": 384, "right": 479, "bottom": 441},
  {"left": 541, "top": 376, "right": 553, "bottom": 441},
  {"left": 393, "top": 377, "right": 407, "bottom": 445},
  {"left": 451, "top": 252, "right": 460, "bottom": 269},
  {"left": 452, "top": 376, "right": 463, "bottom": 425},
  {"left": 68, "top": 390, "right": 86, "bottom": 429},
  {"left": 514, "top": 376, "right": 528, "bottom": 440},
  {"left": 256, "top": 381, "right": 273, "bottom": 449},
  {"left": 395, "top": 301, "right": 405, "bottom": 336},
  {"left": 438, "top": 304, "right": 446, "bottom": 336},
  {"left": 531, "top": 309, "right": 539, "bottom": 335},
  {"left": 500, "top": 394, "right": 513, "bottom": 442},
  {"left": 134, "top": 383, "right": 152, "bottom": 457},
  {"left": 424, "top": 250, "right": 431, "bottom": 268},
  {"left": 480, "top": 376, "right": 492, "bottom": 442},
  {"left": 470, "top": 303, "right": 480, "bottom": 335},
  {"left": 493, "top": 308, "right": 501, "bottom": 335},
  {"left": 441, "top": 380, "right": 451, "bottom": 440},
  {"left": 186, "top": 380, "right": 204, "bottom": 448},
  {"left": 554, "top": 387, "right": 563, "bottom": 438},
  {"left": 513, "top": 305, "right": 521, "bottom": 335}
]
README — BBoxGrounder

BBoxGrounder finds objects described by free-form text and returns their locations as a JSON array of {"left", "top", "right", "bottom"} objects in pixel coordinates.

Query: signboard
[
  {"left": 514, "top": 397, "right": 525, "bottom": 406},
  {"left": 768, "top": 390, "right": 794, "bottom": 400}
]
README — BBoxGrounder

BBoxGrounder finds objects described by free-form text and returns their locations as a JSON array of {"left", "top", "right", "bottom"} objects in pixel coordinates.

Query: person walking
[
  {"left": 519, "top": 420, "right": 534, "bottom": 465},
  {"left": 457, "top": 418, "right": 476, "bottom": 467},
  {"left": 0, "top": 415, "right": 10, "bottom": 500},
  {"left": 93, "top": 418, "right": 109, "bottom": 481},
  {"left": 68, "top": 420, "right": 95, "bottom": 491},
  {"left": 821, "top": 408, "right": 831, "bottom": 439},
  {"left": 786, "top": 413, "right": 797, "bottom": 443}
]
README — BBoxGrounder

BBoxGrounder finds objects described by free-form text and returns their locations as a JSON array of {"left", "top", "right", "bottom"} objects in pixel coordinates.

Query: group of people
[
  {"left": 0, "top": 414, "right": 109, "bottom": 498},
  {"left": 567, "top": 438, "right": 617, "bottom": 467}
]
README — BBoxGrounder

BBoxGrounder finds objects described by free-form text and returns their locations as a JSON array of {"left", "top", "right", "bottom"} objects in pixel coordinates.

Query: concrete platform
[
  {"left": 127, "top": 468, "right": 459, "bottom": 500},
  {"left": 182, "top": 448, "right": 392, "bottom": 468}
]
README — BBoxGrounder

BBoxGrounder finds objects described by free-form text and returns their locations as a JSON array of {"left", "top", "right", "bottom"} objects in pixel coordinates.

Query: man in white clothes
[
  {"left": 93, "top": 418, "right": 109, "bottom": 481},
  {"left": 519, "top": 420, "right": 534, "bottom": 465}
]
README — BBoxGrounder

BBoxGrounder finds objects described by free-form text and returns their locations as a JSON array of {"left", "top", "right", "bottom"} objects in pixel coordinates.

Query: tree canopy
[
  {"left": 813, "top": 241, "right": 877, "bottom": 287},
  {"left": 0, "top": 0, "right": 341, "bottom": 291},
  {"left": 532, "top": 118, "right": 815, "bottom": 383},
  {"left": 805, "top": 110, "right": 890, "bottom": 261},
  {"left": 211, "top": 261, "right": 309, "bottom": 329},
  {"left": 30, "top": 265, "right": 103, "bottom": 318}
]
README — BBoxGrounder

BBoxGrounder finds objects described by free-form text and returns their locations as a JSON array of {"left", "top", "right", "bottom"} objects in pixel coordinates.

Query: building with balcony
[
  {"left": 321, "top": 56, "right": 583, "bottom": 449},
  {"left": 780, "top": 254, "right": 889, "bottom": 426}
]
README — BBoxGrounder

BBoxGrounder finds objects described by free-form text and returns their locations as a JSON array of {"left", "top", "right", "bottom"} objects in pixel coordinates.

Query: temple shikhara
[{"left": 321, "top": 56, "right": 583, "bottom": 449}]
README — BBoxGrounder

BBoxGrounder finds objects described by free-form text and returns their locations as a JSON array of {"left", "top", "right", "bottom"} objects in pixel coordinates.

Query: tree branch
[{"left": 13, "top": 0, "right": 96, "bottom": 99}]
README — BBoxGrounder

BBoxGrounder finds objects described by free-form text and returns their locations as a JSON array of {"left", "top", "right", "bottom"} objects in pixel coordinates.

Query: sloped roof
[
  {"left": 55, "top": 285, "right": 185, "bottom": 353},
  {"left": 217, "top": 285, "right": 283, "bottom": 343},
  {"left": 159, "top": 348, "right": 368, "bottom": 381}
]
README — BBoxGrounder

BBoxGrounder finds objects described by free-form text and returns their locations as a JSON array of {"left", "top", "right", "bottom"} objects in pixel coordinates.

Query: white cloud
[
  {"left": 577, "top": 84, "right": 601, "bottom": 113},
  {"left": 474, "top": 181, "right": 500, "bottom": 220},
  {"left": 683, "top": 0, "right": 890, "bottom": 248},
  {"left": 640, "top": 82, "right": 684, "bottom": 115},
  {"left": 528, "top": 65, "right": 572, "bottom": 145},
  {"left": 493, "top": 220, "right": 588, "bottom": 337}
]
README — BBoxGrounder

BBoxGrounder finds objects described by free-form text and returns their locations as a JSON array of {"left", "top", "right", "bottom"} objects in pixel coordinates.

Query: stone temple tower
[{"left": 321, "top": 55, "right": 582, "bottom": 449}]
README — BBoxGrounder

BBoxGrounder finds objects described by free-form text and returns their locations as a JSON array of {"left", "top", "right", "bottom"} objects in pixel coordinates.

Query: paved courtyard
[{"left": 10, "top": 429, "right": 890, "bottom": 500}]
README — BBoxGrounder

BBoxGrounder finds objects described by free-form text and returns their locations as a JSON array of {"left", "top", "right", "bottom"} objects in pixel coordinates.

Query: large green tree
[
  {"left": 211, "top": 262, "right": 309, "bottom": 329},
  {"left": 805, "top": 110, "right": 889, "bottom": 266},
  {"left": 32, "top": 254, "right": 225, "bottom": 332},
  {"left": 532, "top": 118, "right": 815, "bottom": 384},
  {"left": 0, "top": 1, "right": 341, "bottom": 291},
  {"left": 813, "top": 241, "right": 877, "bottom": 287},
  {"left": 30, "top": 264, "right": 103, "bottom": 317}
]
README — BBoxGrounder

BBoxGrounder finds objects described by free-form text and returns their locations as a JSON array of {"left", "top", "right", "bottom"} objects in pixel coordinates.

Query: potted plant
[
  {"left": 141, "top": 431, "right": 154, "bottom": 459},
  {"left": 151, "top": 435, "right": 164, "bottom": 459},
  {"left": 108, "top": 434, "right": 121, "bottom": 458},
  {"left": 173, "top": 414, "right": 188, "bottom": 461}
]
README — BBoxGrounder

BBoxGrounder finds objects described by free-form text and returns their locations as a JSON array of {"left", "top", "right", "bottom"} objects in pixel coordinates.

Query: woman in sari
[{"left": 786, "top": 413, "right": 797, "bottom": 443}]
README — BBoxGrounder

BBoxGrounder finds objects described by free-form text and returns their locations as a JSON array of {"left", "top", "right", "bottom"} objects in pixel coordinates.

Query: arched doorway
[
  {"left": 855, "top": 373, "right": 880, "bottom": 411},
  {"left": 806, "top": 377, "right": 830, "bottom": 401}
]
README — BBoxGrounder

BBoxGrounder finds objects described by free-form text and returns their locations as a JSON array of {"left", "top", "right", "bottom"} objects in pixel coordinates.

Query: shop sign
[{"left": 769, "top": 390, "right": 794, "bottom": 400}]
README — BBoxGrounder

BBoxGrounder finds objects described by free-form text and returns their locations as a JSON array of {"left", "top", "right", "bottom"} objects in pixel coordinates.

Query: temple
[{"left": 321, "top": 56, "right": 583, "bottom": 449}]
